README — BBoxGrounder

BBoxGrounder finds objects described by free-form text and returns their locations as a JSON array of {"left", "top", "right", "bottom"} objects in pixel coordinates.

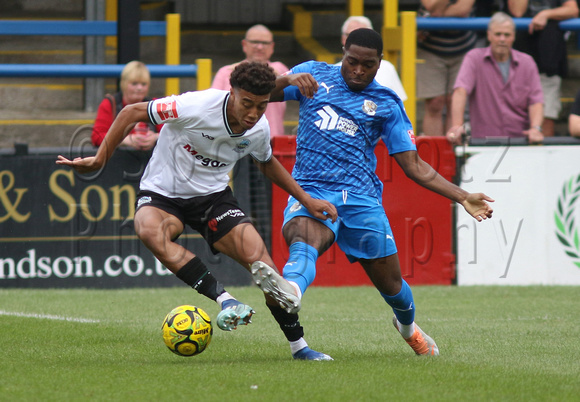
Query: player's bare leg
[
  {"left": 134, "top": 206, "right": 254, "bottom": 331},
  {"left": 213, "top": 222, "right": 301, "bottom": 313}
]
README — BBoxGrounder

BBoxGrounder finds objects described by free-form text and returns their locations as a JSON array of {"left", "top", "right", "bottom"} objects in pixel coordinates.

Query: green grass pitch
[{"left": 0, "top": 285, "right": 578, "bottom": 401}]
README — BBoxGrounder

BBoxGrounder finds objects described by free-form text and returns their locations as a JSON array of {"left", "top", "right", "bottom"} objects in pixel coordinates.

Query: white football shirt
[{"left": 142, "top": 89, "right": 272, "bottom": 198}]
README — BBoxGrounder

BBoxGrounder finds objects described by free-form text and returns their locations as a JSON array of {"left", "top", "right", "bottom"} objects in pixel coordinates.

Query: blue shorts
[{"left": 283, "top": 187, "right": 397, "bottom": 262}]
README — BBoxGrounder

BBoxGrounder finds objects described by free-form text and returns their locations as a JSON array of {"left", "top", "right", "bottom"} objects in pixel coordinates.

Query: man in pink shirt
[
  {"left": 212, "top": 24, "right": 288, "bottom": 136},
  {"left": 446, "top": 12, "right": 544, "bottom": 143}
]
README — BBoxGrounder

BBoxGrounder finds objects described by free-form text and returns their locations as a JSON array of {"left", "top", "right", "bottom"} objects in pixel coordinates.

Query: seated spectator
[
  {"left": 335, "top": 16, "right": 407, "bottom": 101},
  {"left": 92, "top": 61, "right": 161, "bottom": 150},
  {"left": 417, "top": 0, "right": 477, "bottom": 136},
  {"left": 507, "top": 0, "right": 579, "bottom": 137},
  {"left": 446, "top": 12, "right": 544, "bottom": 144},
  {"left": 212, "top": 24, "right": 288, "bottom": 136},
  {"left": 567, "top": 89, "right": 580, "bottom": 137}
]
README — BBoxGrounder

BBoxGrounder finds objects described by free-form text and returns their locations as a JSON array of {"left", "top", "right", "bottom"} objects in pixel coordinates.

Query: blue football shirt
[{"left": 283, "top": 61, "right": 417, "bottom": 199}]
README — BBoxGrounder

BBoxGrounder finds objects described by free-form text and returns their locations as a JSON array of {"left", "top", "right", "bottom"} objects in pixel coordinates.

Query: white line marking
[{"left": 0, "top": 310, "right": 101, "bottom": 323}]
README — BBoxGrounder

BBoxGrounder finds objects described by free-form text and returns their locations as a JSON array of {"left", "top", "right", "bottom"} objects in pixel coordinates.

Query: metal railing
[
  {"left": 397, "top": 14, "right": 580, "bottom": 128},
  {"left": 0, "top": 15, "right": 212, "bottom": 94}
]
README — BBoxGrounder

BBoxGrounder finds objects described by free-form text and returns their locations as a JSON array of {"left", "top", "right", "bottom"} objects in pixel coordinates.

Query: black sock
[
  {"left": 175, "top": 257, "right": 225, "bottom": 301},
  {"left": 267, "top": 304, "right": 304, "bottom": 342}
]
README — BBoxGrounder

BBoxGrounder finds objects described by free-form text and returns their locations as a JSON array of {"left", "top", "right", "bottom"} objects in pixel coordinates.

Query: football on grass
[{"left": 161, "top": 305, "right": 212, "bottom": 356}]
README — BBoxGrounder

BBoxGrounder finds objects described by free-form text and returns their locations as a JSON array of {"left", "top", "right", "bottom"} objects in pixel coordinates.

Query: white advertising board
[{"left": 456, "top": 145, "right": 580, "bottom": 285}]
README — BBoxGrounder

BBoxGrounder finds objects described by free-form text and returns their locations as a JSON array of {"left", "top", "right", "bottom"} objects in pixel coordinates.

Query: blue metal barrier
[
  {"left": 0, "top": 20, "right": 166, "bottom": 36},
  {"left": 416, "top": 17, "right": 580, "bottom": 31},
  {"left": 0, "top": 64, "right": 198, "bottom": 78}
]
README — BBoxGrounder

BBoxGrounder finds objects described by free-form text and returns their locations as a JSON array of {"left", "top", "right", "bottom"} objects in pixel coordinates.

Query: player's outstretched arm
[
  {"left": 255, "top": 157, "right": 337, "bottom": 222},
  {"left": 393, "top": 150, "right": 494, "bottom": 221},
  {"left": 56, "top": 102, "right": 150, "bottom": 173},
  {"left": 270, "top": 73, "right": 319, "bottom": 102}
]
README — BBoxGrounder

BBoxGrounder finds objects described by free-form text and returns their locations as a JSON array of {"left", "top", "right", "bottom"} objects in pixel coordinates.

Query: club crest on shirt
[
  {"left": 362, "top": 100, "right": 377, "bottom": 116},
  {"left": 233, "top": 139, "right": 251, "bottom": 153}
]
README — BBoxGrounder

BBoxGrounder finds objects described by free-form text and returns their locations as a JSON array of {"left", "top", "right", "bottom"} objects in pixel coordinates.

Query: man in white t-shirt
[
  {"left": 57, "top": 62, "right": 338, "bottom": 360},
  {"left": 336, "top": 16, "right": 407, "bottom": 101}
]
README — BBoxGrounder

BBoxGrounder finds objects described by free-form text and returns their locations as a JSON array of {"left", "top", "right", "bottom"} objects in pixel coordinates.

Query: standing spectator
[
  {"left": 212, "top": 24, "right": 289, "bottom": 136},
  {"left": 507, "top": 0, "right": 579, "bottom": 136},
  {"left": 336, "top": 16, "right": 407, "bottom": 101},
  {"left": 417, "top": 0, "right": 478, "bottom": 136},
  {"left": 567, "top": 89, "right": 580, "bottom": 137},
  {"left": 92, "top": 61, "right": 161, "bottom": 150},
  {"left": 446, "top": 12, "right": 544, "bottom": 143}
]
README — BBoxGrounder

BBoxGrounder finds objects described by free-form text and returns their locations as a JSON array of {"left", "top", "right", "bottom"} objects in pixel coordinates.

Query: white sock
[
  {"left": 396, "top": 319, "right": 415, "bottom": 339},
  {"left": 289, "top": 281, "right": 302, "bottom": 299},
  {"left": 216, "top": 292, "right": 234, "bottom": 309},
  {"left": 289, "top": 337, "right": 308, "bottom": 354}
]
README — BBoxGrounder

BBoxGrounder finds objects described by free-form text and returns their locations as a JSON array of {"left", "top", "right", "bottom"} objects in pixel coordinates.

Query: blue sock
[
  {"left": 380, "top": 280, "right": 415, "bottom": 325},
  {"left": 283, "top": 242, "right": 318, "bottom": 295}
]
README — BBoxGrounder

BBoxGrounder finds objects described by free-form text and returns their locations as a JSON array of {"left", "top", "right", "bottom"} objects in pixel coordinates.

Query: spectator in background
[
  {"left": 446, "top": 12, "right": 544, "bottom": 143},
  {"left": 417, "top": 0, "right": 477, "bottom": 136},
  {"left": 336, "top": 16, "right": 407, "bottom": 101},
  {"left": 567, "top": 89, "right": 580, "bottom": 137},
  {"left": 92, "top": 61, "right": 161, "bottom": 150},
  {"left": 507, "top": 0, "right": 579, "bottom": 136},
  {"left": 212, "top": 24, "right": 288, "bottom": 136}
]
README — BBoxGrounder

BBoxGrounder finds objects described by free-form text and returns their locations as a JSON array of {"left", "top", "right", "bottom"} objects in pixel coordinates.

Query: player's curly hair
[
  {"left": 345, "top": 28, "right": 383, "bottom": 58},
  {"left": 229, "top": 61, "right": 277, "bottom": 96}
]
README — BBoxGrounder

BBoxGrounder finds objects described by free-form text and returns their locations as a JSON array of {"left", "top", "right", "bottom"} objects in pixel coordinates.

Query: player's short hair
[
  {"left": 120, "top": 60, "right": 150, "bottom": 92},
  {"left": 229, "top": 61, "right": 277, "bottom": 96},
  {"left": 344, "top": 28, "right": 383, "bottom": 58}
]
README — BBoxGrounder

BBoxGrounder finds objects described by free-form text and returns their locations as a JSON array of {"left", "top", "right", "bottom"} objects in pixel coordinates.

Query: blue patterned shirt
[{"left": 283, "top": 61, "right": 417, "bottom": 199}]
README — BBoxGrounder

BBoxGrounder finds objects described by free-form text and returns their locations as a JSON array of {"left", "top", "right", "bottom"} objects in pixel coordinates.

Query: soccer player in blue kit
[{"left": 259, "top": 28, "right": 494, "bottom": 358}]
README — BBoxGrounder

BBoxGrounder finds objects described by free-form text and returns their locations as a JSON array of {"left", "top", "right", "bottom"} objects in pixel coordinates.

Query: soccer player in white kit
[{"left": 57, "top": 63, "right": 338, "bottom": 358}]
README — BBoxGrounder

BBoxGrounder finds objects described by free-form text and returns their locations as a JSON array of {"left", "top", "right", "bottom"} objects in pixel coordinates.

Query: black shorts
[{"left": 135, "top": 187, "right": 251, "bottom": 253}]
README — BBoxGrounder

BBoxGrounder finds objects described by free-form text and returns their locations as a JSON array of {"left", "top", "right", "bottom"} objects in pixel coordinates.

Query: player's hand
[
  {"left": 461, "top": 193, "right": 494, "bottom": 222},
  {"left": 303, "top": 198, "right": 338, "bottom": 223},
  {"left": 56, "top": 155, "right": 102, "bottom": 174},
  {"left": 287, "top": 73, "right": 319, "bottom": 99}
]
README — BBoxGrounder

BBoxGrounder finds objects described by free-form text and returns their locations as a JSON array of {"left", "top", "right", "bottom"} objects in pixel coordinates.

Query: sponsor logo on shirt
[
  {"left": 314, "top": 105, "right": 358, "bottom": 136},
  {"left": 183, "top": 144, "right": 228, "bottom": 168},
  {"left": 201, "top": 132, "right": 215, "bottom": 140},
  {"left": 407, "top": 129, "right": 416, "bottom": 145},
  {"left": 156, "top": 100, "right": 178, "bottom": 121}
]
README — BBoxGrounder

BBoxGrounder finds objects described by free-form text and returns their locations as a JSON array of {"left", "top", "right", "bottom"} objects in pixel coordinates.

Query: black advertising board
[{"left": 0, "top": 148, "right": 250, "bottom": 288}]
